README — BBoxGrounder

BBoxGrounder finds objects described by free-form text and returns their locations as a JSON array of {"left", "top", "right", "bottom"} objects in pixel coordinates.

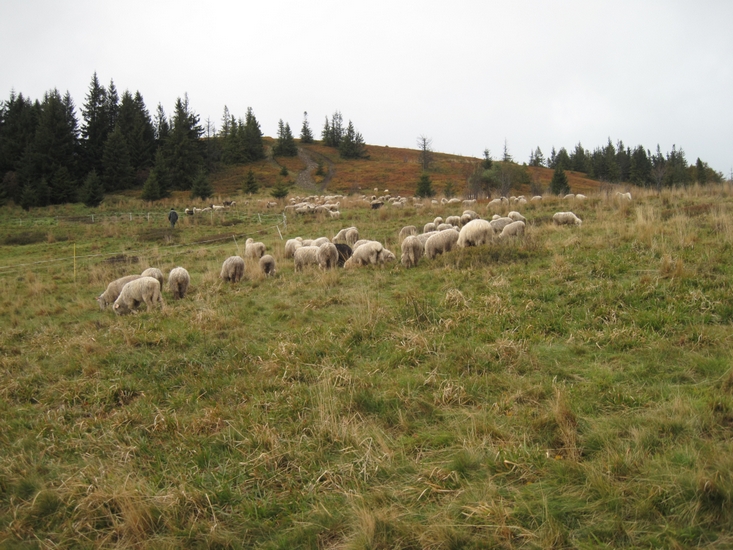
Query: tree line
[{"left": 0, "top": 73, "right": 369, "bottom": 209}]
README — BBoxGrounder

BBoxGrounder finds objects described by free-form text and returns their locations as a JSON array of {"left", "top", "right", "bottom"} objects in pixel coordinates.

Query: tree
[
  {"left": 117, "top": 90, "right": 155, "bottom": 174},
  {"left": 570, "top": 143, "right": 587, "bottom": 172},
  {"left": 190, "top": 169, "right": 213, "bottom": 200},
  {"left": 529, "top": 147, "right": 544, "bottom": 167},
  {"left": 154, "top": 103, "right": 170, "bottom": 146},
  {"left": 629, "top": 146, "right": 652, "bottom": 186},
  {"left": 415, "top": 172, "right": 435, "bottom": 198},
  {"left": 696, "top": 158, "right": 707, "bottom": 185},
  {"left": 300, "top": 111, "right": 313, "bottom": 144},
  {"left": 50, "top": 166, "right": 77, "bottom": 204},
  {"left": 141, "top": 169, "right": 162, "bottom": 201},
  {"left": 482, "top": 149, "right": 493, "bottom": 170},
  {"left": 162, "top": 95, "right": 204, "bottom": 190},
  {"left": 339, "top": 120, "right": 368, "bottom": 159},
  {"left": 651, "top": 145, "right": 666, "bottom": 193},
  {"left": 101, "top": 124, "right": 134, "bottom": 191},
  {"left": 243, "top": 169, "right": 258, "bottom": 194},
  {"left": 502, "top": 139, "right": 512, "bottom": 163},
  {"left": 0, "top": 91, "right": 39, "bottom": 191},
  {"left": 242, "top": 107, "right": 265, "bottom": 162},
  {"left": 417, "top": 135, "right": 433, "bottom": 171},
  {"left": 80, "top": 73, "right": 109, "bottom": 176},
  {"left": 322, "top": 111, "right": 344, "bottom": 147},
  {"left": 273, "top": 119, "right": 297, "bottom": 157},
  {"left": 550, "top": 165, "right": 570, "bottom": 195},
  {"left": 270, "top": 179, "right": 290, "bottom": 199},
  {"left": 444, "top": 180, "right": 456, "bottom": 198},
  {"left": 80, "top": 169, "right": 104, "bottom": 207}
]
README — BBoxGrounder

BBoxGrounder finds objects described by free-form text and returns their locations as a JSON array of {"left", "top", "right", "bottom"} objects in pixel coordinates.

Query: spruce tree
[
  {"left": 243, "top": 169, "right": 259, "bottom": 194},
  {"left": 19, "top": 183, "right": 39, "bottom": 211},
  {"left": 242, "top": 107, "right": 265, "bottom": 161},
  {"left": 270, "top": 179, "right": 290, "bottom": 199},
  {"left": 550, "top": 165, "right": 570, "bottom": 195},
  {"left": 696, "top": 158, "right": 707, "bottom": 185},
  {"left": 50, "top": 166, "right": 77, "bottom": 204},
  {"left": 415, "top": 172, "right": 436, "bottom": 198},
  {"left": 80, "top": 73, "right": 109, "bottom": 176},
  {"left": 444, "top": 180, "right": 456, "bottom": 198},
  {"left": 300, "top": 111, "right": 313, "bottom": 144},
  {"left": 80, "top": 169, "right": 105, "bottom": 207},
  {"left": 163, "top": 95, "right": 204, "bottom": 190},
  {"left": 101, "top": 124, "right": 134, "bottom": 191},
  {"left": 0, "top": 92, "right": 38, "bottom": 184},
  {"left": 141, "top": 170, "right": 162, "bottom": 201},
  {"left": 339, "top": 121, "right": 368, "bottom": 159},
  {"left": 190, "top": 169, "right": 213, "bottom": 200},
  {"left": 273, "top": 119, "right": 297, "bottom": 157},
  {"left": 482, "top": 149, "right": 493, "bottom": 169}
]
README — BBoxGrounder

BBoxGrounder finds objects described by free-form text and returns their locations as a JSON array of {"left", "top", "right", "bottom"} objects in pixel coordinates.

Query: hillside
[{"left": 208, "top": 141, "right": 603, "bottom": 199}]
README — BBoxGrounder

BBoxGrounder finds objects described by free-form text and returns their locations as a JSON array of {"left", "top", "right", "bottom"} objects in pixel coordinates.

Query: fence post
[
  {"left": 91, "top": 214, "right": 94, "bottom": 223},
  {"left": 129, "top": 212, "right": 132, "bottom": 221},
  {"left": 276, "top": 225, "right": 283, "bottom": 240}
]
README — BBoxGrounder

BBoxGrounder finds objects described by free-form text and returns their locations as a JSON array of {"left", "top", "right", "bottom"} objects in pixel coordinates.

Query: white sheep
[
  {"left": 168, "top": 267, "right": 190, "bottom": 299},
  {"left": 333, "top": 227, "right": 359, "bottom": 246},
  {"left": 113, "top": 276, "right": 164, "bottom": 315},
  {"left": 220, "top": 256, "right": 245, "bottom": 282},
  {"left": 284, "top": 237, "right": 303, "bottom": 259},
  {"left": 398, "top": 225, "right": 418, "bottom": 243},
  {"left": 344, "top": 241, "right": 384, "bottom": 267},
  {"left": 380, "top": 249, "right": 397, "bottom": 264},
  {"left": 312, "top": 236, "right": 331, "bottom": 247},
  {"left": 489, "top": 217, "right": 514, "bottom": 232},
  {"left": 553, "top": 211, "right": 583, "bottom": 226},
  {"left": 576, "top": 194, "right": 587, "bottom": 200},
  {"left": 457, "top": 219, "right": 494, "bottom": 247},
  {"left": 416, "top": 231, "right": 437, "bottom": 248},
  {"left": 401, "top": 235, "right": 423, "bottom": 268},
  {"left": 437, "top": 223, "right": 454, "bottom": 231},
  {"left": 294, "top": 246, "right": 321, "bottom": 271},
  {"left": 425, "top": 228, "right": 460, "bottom": 259},
  {"left": 244, "top": 238, "right": 266, "bottom": 260},
  {"left": 616, "top": 191, "right": 632, "bottom": 201},
  {"left": 423, "top": 222, "right": 437, "bottom": 233},
  {"left": 531, "top": 195, "right": 543, "bottom": 202},
  {"left": 564, "top": 193, "right": 576, "bottom": 200},
  {"left": 507, "top": 211, "right": 527, "bottom": 223},
  {"left": 259, "top": 255, "right": 277, "bottom": 276},
  {"left": 462, "top": 199, "right": 477, "bottom": 207},
  {"left": 141, "top": 267, "right": 164, "bottom": 289},
  {"left": 445, "top": 215, "right": 462, "bottom": 227},
  {"left": 461, "top": 210, "right": 480, "bottom": 226},
  {"left": 318, "top": 242, "right": 339, "bottom": 269},
  {"left": 433, "top": 216, "right": 444, "bottom": 226},
  {"left": 500, "top": 220, "right": 525, "bottom": 238},
  {"left": 96, "top": 274, "right": 141, "bottom": 310}
]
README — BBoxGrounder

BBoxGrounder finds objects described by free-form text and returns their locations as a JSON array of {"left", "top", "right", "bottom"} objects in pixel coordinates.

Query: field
[{"left": 1, "top": 183, "right": 733, "bottom": 548}]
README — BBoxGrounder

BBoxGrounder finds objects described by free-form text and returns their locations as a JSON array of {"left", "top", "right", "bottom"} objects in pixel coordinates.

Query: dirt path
[{"left": 294, "top": 147, "right": 334, "bottom": 193}]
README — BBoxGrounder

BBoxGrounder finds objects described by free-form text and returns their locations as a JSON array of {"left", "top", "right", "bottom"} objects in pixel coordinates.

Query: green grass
[{"left": 1, "top": 185, "right": 733, "bottom": 547}]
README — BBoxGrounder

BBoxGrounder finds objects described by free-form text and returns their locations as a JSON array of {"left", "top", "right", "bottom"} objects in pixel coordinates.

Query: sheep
[
  {"left": 416, "top": 231, "right": 438, "bottom": 248},
  {"left": 141, "top": 267, "right": 164, "bottom": 289},
  {"left": 168, "top": 267, "right": 190, "bottom": 299},
  {"left": 333, "top": 227, "right": 359, "bottom": 247},
  {"left": 318, "top": 242, "right": 339, "bottom": 269},
  {"left": 616, "top": 191, "right": 632, "bottom": 200},
  {"left": 516, "top": 197, "right": 528, "bottom": 206},
  {"left": 113, "top": 276, "right": 164, "bottom": 315},
  {"left": 371, "top": 200, "right": 383, "bottom": 209},
  {"left": 433, "top": 216, "right": 444, "bottom": 226},
  {"left": 457, "top": 219, "right": 494, "bottom": 247},
  {"left": 344, "top": 241, "right": 383, "bottom": 267},
  {"left": 401, "top": 235, "right": 424, "bottom": 268},
  {"left": 499, "top": 220, "right": 525, "bottom": 238},
  {"left": 352, "top": 239, "right": 369, "bottom": 250},
  {"left": 489, "top": 217, "right": 514, "bottom": 232},
  {"left": 284, "top": 237, "right": 303, "bottom": 259},
  {"left": 576, "top": 194, "right": 587, "bottom": 200},
  {"left": 294, "top": 246, "right": 321, "bottom": 271},
  {"left": 96, "top": 274, "right": 141, "bottom": 310},
  {"left": 398, "top": 225, "right": 418, "bottom": 243},
  {"left": 446, "top": 198, "right": 461, "bottom": 204},
  {"left": 531, "top": 195, "right": 543, "bottom": 202},
  {"left": 259, "top": 255, "right": 277, "bottom": 277},
  {"left": 312, "top": 236, "right": 331, "bottom": 247},
  {"left": 462, "top": 199, "right": 477, "bottom": 207},
  {"left": 334, "top": 243, "right": 353, "bottom": 267},
  {"left": 380, "top": 249, "right": 397, "bottom": 264},
  {"left": 244, "top": 238, "right": 266, "bottom": 260},
  {"left": 212, "top": 204, "right": 227, "bottom": 211},
  {"left": 553, "top": 211, "right": 583, "bottom": 226},
  {"left": 423, "top": 222, "right": 437, "bottom": 233},
  {"left": 329, "top": 211, "right": 341, "bottom": 219},
  {"left": 461, "top": 210, "right": 480, "bottom": 226},
  {"left": 563, "top": 193, "right": 576, "bottom": 200},
  {"left": 437, "top": 223, "right": 454, "bottom": 231},
  {"left": 220, "top": 256, "right": 245, "bottom": 282},
  {"left": 425, "top": 228, "right": 460, "bottom": 259},
  {"left": 445, "top": 215, "right": 462, "bottom": 227},
  {"left": 507, "top": 211, "right": 527, "bottom": 223}
]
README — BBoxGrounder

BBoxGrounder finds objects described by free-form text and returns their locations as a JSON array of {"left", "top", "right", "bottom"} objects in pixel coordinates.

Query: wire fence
[{"left": 0, "top": 212, "right": 287, "bottom": 279}]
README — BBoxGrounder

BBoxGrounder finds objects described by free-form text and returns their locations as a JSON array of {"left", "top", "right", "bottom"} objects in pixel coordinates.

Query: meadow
[{"left": 1, "top": 184, "right": 733, "bottom": 549}]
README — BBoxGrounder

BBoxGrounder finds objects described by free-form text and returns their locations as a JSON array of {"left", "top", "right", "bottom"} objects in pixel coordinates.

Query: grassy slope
[{"left": 1, "top": 165, "right": 733, "bottom": 548}]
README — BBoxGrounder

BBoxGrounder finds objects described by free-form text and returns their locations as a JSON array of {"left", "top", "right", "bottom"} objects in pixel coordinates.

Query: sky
[{"left": 1, "top": 0, "right": 731, "bottom": 175}]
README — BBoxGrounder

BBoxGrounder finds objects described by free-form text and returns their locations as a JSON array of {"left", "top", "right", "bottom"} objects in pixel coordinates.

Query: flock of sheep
[{"left": 95, "top": 190, "right": 601, "bottom": 314}]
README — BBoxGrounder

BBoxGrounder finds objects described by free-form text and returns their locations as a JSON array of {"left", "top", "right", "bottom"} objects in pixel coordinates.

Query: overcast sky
[{"left": 1, "top": 0, "right": 731, "bottom": 175}]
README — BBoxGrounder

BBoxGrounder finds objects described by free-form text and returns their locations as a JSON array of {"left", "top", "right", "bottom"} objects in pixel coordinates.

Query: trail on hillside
[{"left": 295, "top": 147, "right": 334, "bottom": 193}]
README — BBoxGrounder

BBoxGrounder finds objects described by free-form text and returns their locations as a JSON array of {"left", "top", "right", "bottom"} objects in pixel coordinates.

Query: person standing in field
[{"left": 168, "top": 207, "right": 179, "bottom": 228}]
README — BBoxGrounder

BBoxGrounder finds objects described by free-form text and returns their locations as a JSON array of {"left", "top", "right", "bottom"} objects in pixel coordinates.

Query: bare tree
[{"left": 417, "top": 135, "right": 433, "bottom": 171}]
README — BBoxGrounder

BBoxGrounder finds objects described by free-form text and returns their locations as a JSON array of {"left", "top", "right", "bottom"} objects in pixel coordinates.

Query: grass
[{"left": 1, "top": 183, "right": 733, "bottom": 547}]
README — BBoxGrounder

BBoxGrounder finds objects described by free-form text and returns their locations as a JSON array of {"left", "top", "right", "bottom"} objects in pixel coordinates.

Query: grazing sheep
[
  {"left": 462, "top": 210, "right": 480, "bottom": 221},
  {"left": 437, "top": 223, "right": 454, "bottom": 231},
  {"left": 334, "top": 243, "right": 353, "bottom": 267},
  {"left": 371, "top": 200, "right": 383, "bottom": 209},
  {"left": 531, "top": 195, "right": 543, "bottom": 202},
  {"left": 244, "top": 238, "right": 266, "bottom": 260},
  {"left": 576, "top": 194, "right": 587, "bottom": 200},
  {"left": 141, "top": 267, "right": 164, "bottom": 289},
  {"left": 416, "top": 231, "right": 438, "bottom": 248},
  {"left": 457, "top": 219, "right": 494, "bottom": 247},
  {"left": 318, "top": 242, "right": 339, "bottom": 269},
  {"left": 259, "top": 255, "right": 277, "bottom": 277},
  {"left": 401, "top": 235, "right": 424, "bottom": 268},
  {"left": 500, "top": 220, "right": 525, "bottom": 238},
  {"left": 294, "top": 246, "right": 321, "bottom": 271},
  {"left": 445, "top": 215, "right": 462, "bottom": 227},
  {"left": 96, "top": 274, "right": 141, "bottom": 310},
  {"left": 212, "top": 204, "right": 226, "bottom": 211},
  {"left": 423, "top": 222, "right": 437, "bottom": 233},
  {"left": 616, "top": 191, "right": 632, "bottom": 200},
  {"left": 168, "top": 267, "right": 190, "bottom": 299},
  {"left": 507, "top": 211, "right": 527, "bottom": 223},
  {"left": 312, "top": 236, "right": 331, "bottom": 247},
  {"left": 352, "top": 239, "right": 369, "bottom": 250},
  {"left": 553, "top": 211, "right": 583, "bottom": 226},
  {"left": 284, "top": 237, "right": 303, "bottom": 259},
  {"left": 462, "top": 199, "right": 477, "bottom": 207},
  {"left": 344, "top": 241, "right": 384, "bottom": 267},
  {"left": 433, "top": 216, "right": 444, "bottom": 226},
  {"left": 489, "top": 217, "right": 514, "bottom": 232},
  {"left": 398, "top": 225, "right": 418, "bottom": 243},
  {"left": 329, "top": 211, "right": 341, "bottom": 219},
  {"left": 564, "top": 193, "right": 576, "bottom": 200},
  {"left": 425, "top": 228, "right": 460, "bottom": 259},
  {"left": 381, "top": 249, "right": 396, "bottom": 264},
  {"left": 220, "top": 256, "right": 245, "bottom": 282},
  {"left": 113, "top": 277, "right": 164, "bottom": 315},
  {"left": 516, "top": 197, "right": 528, "bottom": 206},
  {"left": 333, "top": 227, "right": 359, "bottom": 247}
]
